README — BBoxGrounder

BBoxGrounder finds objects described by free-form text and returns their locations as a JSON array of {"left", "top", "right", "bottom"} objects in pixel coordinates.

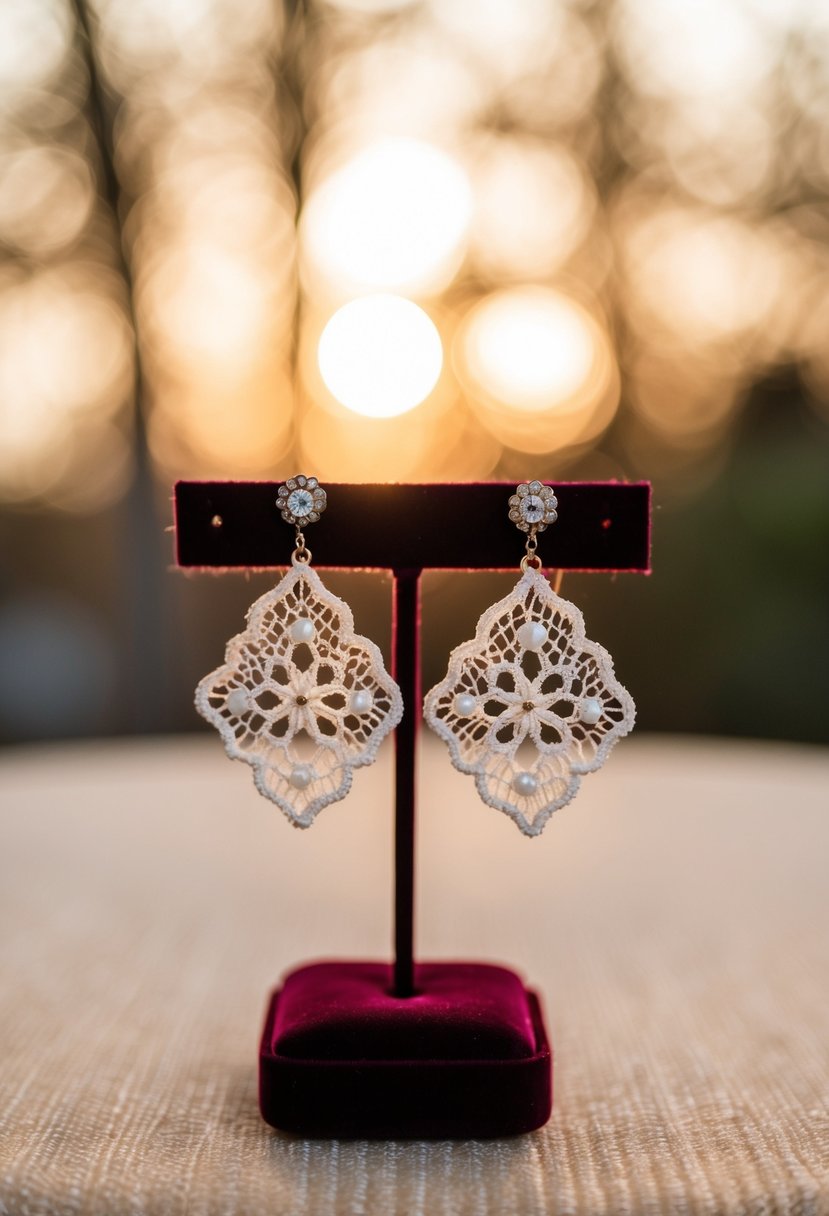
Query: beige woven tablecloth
[{"left": 0, "top": 735, "right": 827, "bottom": 1215}]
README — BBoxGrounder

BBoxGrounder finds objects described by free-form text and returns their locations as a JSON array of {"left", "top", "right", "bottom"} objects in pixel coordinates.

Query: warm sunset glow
[
  {"left": 148, "top": 360, "right": 294, "bottom": 479},
  {"left": 470, "top": 137, "right": 592, "bottom": 280},
  {"left": 623, "top": 209, "right": 781, "bottom": 343},
  {"left": 429, "top": 0, "right": 564, "bottom": 82},
  {"left": 617, "top": 0, "right": 774, "bottom": 100},
  {"left": 456, "top": 287, "right": 619, "bottom": 453},
  {"left": 459, "top": 288, "right": 599, "bottom": 412},
  {"left": 0, "top": 1, "right": 72, "bottom": 89},
  {"left": 301, "top": 138, "right": 471, "bottom": 296},
  {"left": 0, "top": 0, "right": 826, "bottom": 507},
  {"left": 0, "top": 146, "right": 94, "bottom": 257},
  {"left": 317, "top": 295, "right": 443, "bottom": 417},
  {"left": 324, "top": 0, "right": 418, "bottom": 13},
  {"left": 0, "top": 269, "right": 131, "bottom": 507},
  {"left": 141, "top": 242, "right": 276, "bottom": 362}
]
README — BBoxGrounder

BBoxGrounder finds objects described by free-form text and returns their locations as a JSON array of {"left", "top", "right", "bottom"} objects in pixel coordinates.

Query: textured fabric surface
[{"left": 0, "top": 735, "right": 827, "bottom": 1215}]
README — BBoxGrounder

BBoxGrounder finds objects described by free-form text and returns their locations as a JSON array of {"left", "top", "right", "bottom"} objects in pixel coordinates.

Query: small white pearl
[
  {"left": 225, "top": 688, "right": 250, "bottom": 716},
  {"left": 350, "top": 689, "right": 374, "bottom": 714},
  {"left": 517, "top": 621, "right": 548, "bottom": 651},
  {"left": 289, "top": 764, "right": 313, "bottom": 790},
  {"left": 581, "top": 697, "right": 602, "bottom": 725},
  {"left": 512, "top": 771, "right": 538, "bottom": 797},
  {"left": 290, "top": 618, "right": 315, "bottom": 643},
  {"left": 453, "top": 693, "right": 477, "bottom": 716}
]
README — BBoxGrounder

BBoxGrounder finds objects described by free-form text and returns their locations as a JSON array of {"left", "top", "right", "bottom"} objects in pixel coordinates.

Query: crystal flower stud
[
  {"left": 277, "top": 475, "right": 328, "bottom": 527},
  {"left": 508, "top": 481, "right": 558, "bottom": 534}
]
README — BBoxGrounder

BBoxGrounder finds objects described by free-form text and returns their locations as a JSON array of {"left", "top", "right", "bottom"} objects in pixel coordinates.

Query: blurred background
[{"left": 0, "top": 0, "right": 827, "bottom": 748}]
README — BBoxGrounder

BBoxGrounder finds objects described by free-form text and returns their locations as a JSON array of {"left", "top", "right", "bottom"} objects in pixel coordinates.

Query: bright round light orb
[
  {"left": 459, "top": 287, "right": 599, "bottom": 414},
  {"left": 318, "top": 295, "right": 443, "bottom": 418},
  {"left": 302, "top": 138, "right": 471, "bottom": 295}
]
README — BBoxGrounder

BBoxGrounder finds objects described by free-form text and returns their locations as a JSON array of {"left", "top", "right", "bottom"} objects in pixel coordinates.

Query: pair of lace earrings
[{"left": 195, "top": 477, "right": 635, "bottom": 837}]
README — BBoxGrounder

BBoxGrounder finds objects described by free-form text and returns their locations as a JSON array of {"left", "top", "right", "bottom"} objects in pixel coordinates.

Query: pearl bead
[
  {"left": 453, "top": 693, "right": 477, "bottom": 716},
  {"left": 225, "top": 689, "right": 250, "bottom": 715},
  {"left": 581, "top": 697, "right": 602, "bottom": 725},
  {"left": 512, "top": 771, "right": 538, "bottom": 797},
  {"left": 350, "top": 689, "right": 374, "bottom": 714},
  {"left": 517, "top": 621, "right": 548, "bottom": 651},
  {"left": 290, "top": 618, "right": 315, "bottom": 643},
  {"left": 289, "top": 765, "right": 313, "bottom": 790}
]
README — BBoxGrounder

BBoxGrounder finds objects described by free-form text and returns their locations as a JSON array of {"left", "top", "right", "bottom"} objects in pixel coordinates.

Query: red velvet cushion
[
  {"left": 271, "top": 961, "right": 537, "bottom": 1061},
  {"left": 260, "top": 960, "right": 553, "bottom": 1137}
]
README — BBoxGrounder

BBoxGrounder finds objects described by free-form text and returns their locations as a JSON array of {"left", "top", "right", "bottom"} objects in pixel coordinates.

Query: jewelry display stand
[{"left": 175, "top": 481, "right": 651, "bottom": 1138}]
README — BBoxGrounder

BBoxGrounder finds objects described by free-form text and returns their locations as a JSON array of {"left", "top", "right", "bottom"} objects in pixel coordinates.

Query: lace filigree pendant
[
  {"left": 196, "top": 563, "right": 403, "bottom": 828},
  {"left": 424, "top": 566, "right": 635, "bottom": 837}
]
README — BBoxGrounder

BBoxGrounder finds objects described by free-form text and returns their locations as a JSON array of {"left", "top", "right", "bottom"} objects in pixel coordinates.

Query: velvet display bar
[
  {"left": 174, "top": 481, "right": 652, "bottom": 573},
  {"left": 175, "top": 480, "right": 651, "bottom": 1139}
]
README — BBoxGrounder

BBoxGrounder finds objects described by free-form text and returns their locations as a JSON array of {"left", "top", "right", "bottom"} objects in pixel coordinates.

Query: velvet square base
[{"left": 259, "top": 961, "right": 553, "bottom": 1139}]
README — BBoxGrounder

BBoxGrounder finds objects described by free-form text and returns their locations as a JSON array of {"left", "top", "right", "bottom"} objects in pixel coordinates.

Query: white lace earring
[
  {"left": 195, "top": 476, "right": 403, "bottom": 828},
  {"left": 424, "top": 481, "right": 635, "bottom": 837}
]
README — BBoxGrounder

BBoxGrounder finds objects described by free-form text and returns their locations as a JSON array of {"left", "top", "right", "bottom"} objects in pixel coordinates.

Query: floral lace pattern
[
  {"left": 424, "top": 566, "right": 635, "bottom": 836},
  {"left": 196, "top": 563, "right": 403, "bottom": 828}
]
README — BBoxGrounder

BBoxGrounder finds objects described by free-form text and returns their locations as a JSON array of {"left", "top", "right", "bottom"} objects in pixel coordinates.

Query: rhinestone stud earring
[
  {"left": 423, "top": 481, "right": 635, "bottom": 837},
  {"left": 196, "top": 476, "right": 403, "bottom": 827}
]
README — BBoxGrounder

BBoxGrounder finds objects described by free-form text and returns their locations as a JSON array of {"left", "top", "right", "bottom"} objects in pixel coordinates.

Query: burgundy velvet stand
[{"left": 175, "top": 481, "right": 651, "bottom": 1139}]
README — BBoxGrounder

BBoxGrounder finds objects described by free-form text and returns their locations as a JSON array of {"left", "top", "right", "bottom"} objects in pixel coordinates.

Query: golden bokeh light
[
  {"left": 317, "top": 295, "right": 443, "bottom": 418},
  {"left": 0, "top": 0, "right": 828, "bottom": 513},
  {"left": 319, "top": 40, "right": 484, "bottom": 141},
  {"left": 300, "top": 399, "right": 440, "bottom": 483},
  {"left": 469, "top": 136, "right": 593, "bottom": 281},
  {"left": 299, "top": 386, "right": 501, "bottom": 483},
  {"left": 148, "top": 357, "right": 293, "bottom": 480},
  {"left": 662, "top": 104, "right": 774, "bottom": 209},
  {"left": 621, "top": 205, "right": 782, "bottom": 346},
  {"left": 157, "top": 160, "right": 296, "bottom": 259},
  {"left": 132, "top": 107, "right": 297, "bottom": 380},
  {"left": 137, "top": 233, "right": 293, "bottom": 372},
  {"left": 628, "top": 351, "right": 742, "bottom": 448},
  {"left": 616, "top": 0, "right": 774, "bottom": 100},
  {"left": 301, "top": 138, "right": 471, "bottom": 297},
  {"left": 0, "top": 145, "right": 94, "bottom": 257},
  {"left": 321, "top": 0, "right": 419, "bottom": 14},
  {"left": 456, "top": 287, "right": 619, "bottom": 454},
  {"left": 0, "top": 0, "right": 72, "bottom": 90},
  {"left": 429, "top": 0, "right": 564, "bottom": 83},
  {"left": 96, "top": 0, "right": 279, "bottom": 80},
  {"left": 150, "top": 102, "right": 286, "bottom": 185},
  {"left": 458, "top": 288, "right": 601, "bottom": 412},
  {"left": 0, "top": 267, "right": 132, "bottom": 506}
]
